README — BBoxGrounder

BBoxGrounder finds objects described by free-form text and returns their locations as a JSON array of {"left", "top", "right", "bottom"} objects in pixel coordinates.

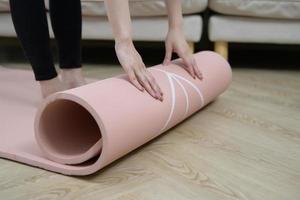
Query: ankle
[
  {"left": 39, "top": 76, "right": 64, "bottom": 98},
  {"left": 61, "top": 68, "right": 83, "bottom": 80},
  {"left": 60, "top": 68, "right": 86, "bottom": 89}
]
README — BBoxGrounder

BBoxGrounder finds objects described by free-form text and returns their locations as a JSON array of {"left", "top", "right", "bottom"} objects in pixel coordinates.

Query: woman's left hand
[{"left": 163, "top": 28, "right": 203, "bottom": 80}]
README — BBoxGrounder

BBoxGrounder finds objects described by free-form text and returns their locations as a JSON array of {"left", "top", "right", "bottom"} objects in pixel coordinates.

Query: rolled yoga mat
[{"left": 0, "top": 51, "right": 232, "bottom": 175}]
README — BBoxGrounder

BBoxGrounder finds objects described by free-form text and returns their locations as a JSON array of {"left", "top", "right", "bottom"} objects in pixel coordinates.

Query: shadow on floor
[{"left": 0, "top": 37, "right": 299, "bottom": 70}]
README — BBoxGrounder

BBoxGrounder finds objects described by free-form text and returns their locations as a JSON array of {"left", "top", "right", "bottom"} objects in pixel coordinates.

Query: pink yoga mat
[{"left": 0, "top": 51, "right": 232, "bottom": 175}]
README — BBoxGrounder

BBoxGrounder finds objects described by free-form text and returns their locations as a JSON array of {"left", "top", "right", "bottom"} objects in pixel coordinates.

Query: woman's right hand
[{"left": 115, "top": 38, "right": 163, "bottom": 101}]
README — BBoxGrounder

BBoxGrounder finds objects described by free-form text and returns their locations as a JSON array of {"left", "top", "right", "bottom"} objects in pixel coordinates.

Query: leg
[
  {"left": 214, "top": 41, "right": 228, "bottom": 60},
  {"left": 9, "top": 0, "right": 64, "bottom": 98},
  {"left": 49, "top": 0, "right": 82, "bottom": 69},
  {"left": 187, "top": 41, "right": 195, "bottom": 53},
  {"left": 9, "top": 0, "right": 57, "bottom": 80},
  {"left": 49, "top": 0, "right": 85, "bottom": 89}
]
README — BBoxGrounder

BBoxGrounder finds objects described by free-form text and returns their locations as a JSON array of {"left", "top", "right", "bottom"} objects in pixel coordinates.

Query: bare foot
[
  {"left": 60, "top": 68, "right": 86, "bottom": 90},
  {"left": 39, "top": 76, "right": 65, "bottom": 98}
]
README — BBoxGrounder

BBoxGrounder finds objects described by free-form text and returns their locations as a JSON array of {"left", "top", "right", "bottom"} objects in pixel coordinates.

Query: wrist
[
  {"left": 168, "top": 21, "right": 183, "bottom": 31},
  {"left": 114, "top": 37, "right": 134, "bottom": 50},
  {"left": 168, "top": 24, "right": 184, "bottom": 35},
  {"left": 115, "top": 35, "right": 133, "bottom": 45}
]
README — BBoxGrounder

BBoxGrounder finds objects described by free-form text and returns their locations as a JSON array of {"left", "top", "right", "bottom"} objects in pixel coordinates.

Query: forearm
[
  {"left": 165, "top": 0, "right": 183, "bottom": 29},
  {"left": 104, "top": 0, "right": 132, "bottom": 42}
]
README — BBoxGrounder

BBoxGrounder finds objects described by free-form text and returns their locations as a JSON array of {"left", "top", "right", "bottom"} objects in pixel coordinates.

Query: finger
[
  {"left": 145, "top": 71, "right": 163, "bottom": 101},
  {"left": 136, "top": 71, "right": 158, "bottom": 99},
  {"left": 143, "top": 78, "right": 158, "bottom": 100},
  {"left": 177, "top": 50, "right": 196, "bottom": 79},
  {"left": 157, "top": 83, "right": 164, "bottom": 97},
  {"left": 163, "top": 44, "right": 172, "bottom": 66},
  {"left": 145, "top": 74, "right": 161, "bottom": 100},
  {"left": 192, "top": 57, "right": 203, "bottom": 80},
  {"left": 126, "top": 69, "right": 145, "bottom": 91}
]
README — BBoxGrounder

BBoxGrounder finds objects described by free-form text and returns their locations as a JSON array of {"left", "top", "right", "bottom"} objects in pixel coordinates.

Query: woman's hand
[
  {"left": 164, "top": 0, "right": 202, "bottom": 80},
  {"left": 115, "top": 39, "right": 163, "bottom": 101},
  {"left": 104, "top": 0, "right": 163, "bottom": 101},
  {"left": 163, "top": 28, "right": 203, "bottom": 80}
]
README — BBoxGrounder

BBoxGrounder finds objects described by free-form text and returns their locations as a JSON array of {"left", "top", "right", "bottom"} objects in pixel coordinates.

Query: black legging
[{"left": 9, "top": 0, "right": 82, "bottom": 81}]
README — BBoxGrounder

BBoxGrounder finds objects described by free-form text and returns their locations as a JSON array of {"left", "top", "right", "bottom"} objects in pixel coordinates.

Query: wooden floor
[{"left": 0, "top": 63, "right": 299, "bottom": 200}]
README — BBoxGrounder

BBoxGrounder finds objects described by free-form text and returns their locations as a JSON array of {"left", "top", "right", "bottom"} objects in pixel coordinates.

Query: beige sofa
[
  {"left": 208, "top": 0, "right": 300, "bottom": 59},
  {"left": 0, "top": 0, "right": 207, "bottom": 52},
  {"left": 2, "top": 0, "right": 299, "bottom": 59}
]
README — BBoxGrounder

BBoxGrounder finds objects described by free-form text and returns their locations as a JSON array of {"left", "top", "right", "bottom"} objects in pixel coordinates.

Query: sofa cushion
[
  {"left": 0, "top": 0, "right": 207, "bottom": 16},
  {"left": 209, "top": 15, "right": 300, "bottom": 44},
  {"left": 0, "top": 13, "right": 203, "bottom": 42},
  {"left": 0, "top": 0, "right": 8, "bottom": 12},
  {"left": 80, "top": 0, "right": 207, "bottom": 16},
  {"left": 209, "top": 0, "right": 300, "bottom": 19}
]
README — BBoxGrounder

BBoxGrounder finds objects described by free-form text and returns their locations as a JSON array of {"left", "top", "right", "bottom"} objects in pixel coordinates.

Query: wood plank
[{"left": 0, "top": 64, "right": 299, "bottom": 200}]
